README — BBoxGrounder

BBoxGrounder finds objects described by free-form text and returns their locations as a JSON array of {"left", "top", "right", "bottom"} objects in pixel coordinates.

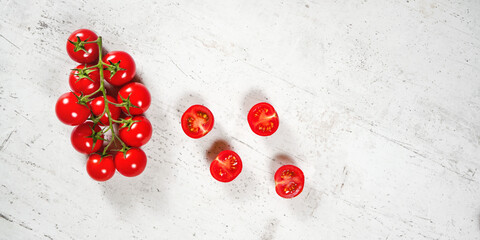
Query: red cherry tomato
[
  {"left": 89, "top": 95, "right": 121, "bottom": 126},
  {"left": 103, "top": 51, "right": 136, "bottom": 86},
  {"left": 117, "top": 83, "right": 151, "bottom": 115},
  {"left": 210, "top": 150, "right": 242, "bottom": 182},
  {"left": 181, "top": 105, "right": 214, "bottom": 139},
  {"left": 70, "top": 122, "right": 104, "bottom": 154},
  {"left": 118, "top": 116, "right": 152, "bottom": 147},
  {"left": 274, "top": 165, "right": 304, "bottom": 198},
  {"left": 86, "top": 154, "right": 115, "bottom": 181},
  {"left": 114, "top": 148, "right": 147, "bottom": 177},
  {"left": 55, "top": 92, "right": 90, "bottom": 126},
  {"left": 66, "top": 29, "right": 99, "bottom": 64},
  {"left": 247, "top": 102, "right": 279, "bottom": 136},
  {"left": 69, "top": 64, "right": 100, "bottom": 95}
]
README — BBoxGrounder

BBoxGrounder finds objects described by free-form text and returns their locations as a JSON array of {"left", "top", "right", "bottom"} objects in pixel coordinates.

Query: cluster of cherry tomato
[
  {"left": 55, "top": 29, "right": 152, "bottom": 182},
  {"left": 180, "top": 103, "right": 305, "bottom": 198}
]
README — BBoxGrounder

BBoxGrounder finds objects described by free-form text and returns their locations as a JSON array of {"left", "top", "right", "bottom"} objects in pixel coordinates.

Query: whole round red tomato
[
  {"left": 117, "top": 83, "right": 151, "bottom": 115},
  {"left": 70, "top": 121, "right": 104, "bottom": 154},
  {"left": 89, "top": 95, "right": 121, "bottom": 126},
  {"left": 210, "top": 150, "right": 242, "bottom": 182},
  {"left": 247, "top": 102, "right": 279, "bottom": 136},
  {"left": 69, "top": 64, "right": 100, "bottom": 95},
  {"left": 118, "top": 116, "right": 152, "bottom": 147},
  {"left": 103, "top": 51, "right": 136, "bottom": 86},
  {"left": 55, "top": 92, "right": 90, "bottom": 126},
  {"left": 274, "top": 165, "right": 304, "bottom": 198},
  {"left": 86, "top": 154, "right": 115, "bottom": 181},
  {"left": 181, "top": 105, "right": 214, "bottom": 139},
  {"left": 114, "top": 148, "right": 147, "bottom": 177},
  {"left": 66, "top": 29, "right": 99, "bottom": 64}
]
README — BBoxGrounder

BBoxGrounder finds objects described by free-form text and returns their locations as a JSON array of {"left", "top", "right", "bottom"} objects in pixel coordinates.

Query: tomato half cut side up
[
  {"left": 181, "top": 105, "right": 214, "bottom": 139},
  {"left": 247, "top": 102, "right": 279, "bottom": 136},
  {"left": 210, "top": 150, "right": 242, "bottom": 182},
  {"left": 274, "top": 165, "right": 304, "bottom": 198}
]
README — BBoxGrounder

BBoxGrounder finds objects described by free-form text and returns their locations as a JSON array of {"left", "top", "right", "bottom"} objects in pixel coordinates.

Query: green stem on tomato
[
  {"left": 83, "top": 65, "right": 98, "bottom": 70},
  {"left": 84, "top": 87, "right": 102, "bottom": 99},
  {"left": 106, "top": 101, "right": 124, "bottom": 107},
  {"left": 94, "top": 36, "right": 127, "bottom": 154},
  {"left": 100, "top": 60, "right": 113, "bottom": 67},
  {"left": 111, "top": 119, "right": 123, "bottom": 124}
]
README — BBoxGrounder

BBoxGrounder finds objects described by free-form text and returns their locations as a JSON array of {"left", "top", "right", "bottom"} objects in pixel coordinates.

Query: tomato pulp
[
  {"left": 247, "top": 102, "right": 279, "bottom": 136},
  {"left": 274, "top": 165, "right": 304, "bottom": 198},
  {"left": 181, "top": 105, "right": 214, "bottom": 139},
  {"left": 210, "top": 150, "right": 243, "bottom": 182}
]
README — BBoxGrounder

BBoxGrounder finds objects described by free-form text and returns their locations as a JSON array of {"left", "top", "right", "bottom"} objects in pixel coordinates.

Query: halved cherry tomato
[
  {"left": 70, "top": 121, "right": 104, "bottom": 154},
  {"left": 247, "top": 102, "right": 279, "bottom": 136},
  {"left": 181, "top": 105, "right": 214, "bottom": 139},
  {"left": 86, "top": 154, "right": 115, "bottom": 181},
  {"left": 66, "top": 29, "right": 99, "bottom": 64},
  {"left": 89, "top": 95, "right": 121, "bottom": 126},
  {"left": 274, "top": 165, "right": 304, "bottom": 198},
  {"left": 117, "top": 83, "right": 151, "bottom": 115},
  {"left": 55, "top": 92, "right": 90, "bottom": 126},
  {"left": 103, "top": 51, "right": 136, "bottom": 86},
  {"left": 114, "top": 148, "right": 147, "bottom": 177},
  {"left": 118, "top": 116, "right": 152, "bottom": 147},
  {"left": 210, "top": 150, "right": 242, "bottom": 182},
  {"left": 69, "top": 64, "right": 100, "bottom": 95}
]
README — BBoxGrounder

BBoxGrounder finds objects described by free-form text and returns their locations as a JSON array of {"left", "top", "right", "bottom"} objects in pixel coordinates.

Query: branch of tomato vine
[{"left": 85, "top": 36, "right": 130, "bottom": 156}]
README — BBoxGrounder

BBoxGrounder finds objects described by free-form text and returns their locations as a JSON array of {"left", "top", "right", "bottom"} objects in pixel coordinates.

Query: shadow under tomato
[
  {"left": 175, "top": 93, "right": 207, "bottom": 119},
  {"left": 205, "top": 139, "right": 231, "bottom": 163},
  {"left": 270, "top": 153, "right": 297, "bottom": 181},
  {"left": 100, "top": 147, "right": 173, "bottom": 215},
  {"left": 242, "top": 88, "right": 269, "bottom": 118}
]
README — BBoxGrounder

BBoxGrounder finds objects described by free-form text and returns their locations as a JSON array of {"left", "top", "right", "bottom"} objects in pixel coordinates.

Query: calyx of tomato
[
  {"left": 118, "top": 118, "right": 140, "bottom": 131},
  {"left": 86, "top": 124, "right": 106, "bottom": 151},
  {"left": 117, "top": 94, "right": 140, "bottom": 116},
  {"left": 117, "top": 145, "right": 132, "bottom": 158},
  {"left": 72, "top": 65, "right": 96, "bottom": 82},
  {"left": 72, "top": 92, "right": 92, "bottom": 107},
  {"left": 104, "top": 60, "right": 126, "bottom": 78},
  {"left": 97, "top": 152, "right": 112, "bottom": 162},
  {"left": 68, "top": 36, "right": 90, "bottom": 53}
]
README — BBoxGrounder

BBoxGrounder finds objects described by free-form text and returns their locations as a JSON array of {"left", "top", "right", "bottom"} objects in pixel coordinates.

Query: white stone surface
[{"left": 1, "top": 0, "right": 480, "bottom": 239}]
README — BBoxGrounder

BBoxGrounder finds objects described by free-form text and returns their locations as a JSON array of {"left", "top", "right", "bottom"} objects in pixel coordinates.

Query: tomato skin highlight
[
  {"left": 70, "top": 122, "right": 104, "bottom": 154},
  {"left": 89, "top": 95, "right": 121, "bottom": 126},
  {"left": 117, "top": 83, "right": 151, "bottom": 115},
  {"left": 66, "top": 29, "right": 99, "bottom": 64},
  {"left": 210, "top": 150, "right": 242, "bottom": 182},
  {"left": 86, "top": 154, "right": 115, "bottom": 181},
  {"left": 103, "top": 51, "right": 136, "bottom": 86},
  {"left": 69, "top": 64, "right": 100, "bottom": 95},
  {"left": 247, "top": 102, "right": 279, "bottom": 136},
  {"left": 114, "top": 148, "right": 147, "bottom": 177},
  {"left": 274, "top": 165, "right": 305, "bottom": 199},
  {"left": 55, "top": 92, "right": 90, "bottom": 126},
  {"left": 118, "top": 116, "right": 152, "bottom": 147},
  {"left": 181, "top": 105, "right": 214, "bottom": 139}
]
